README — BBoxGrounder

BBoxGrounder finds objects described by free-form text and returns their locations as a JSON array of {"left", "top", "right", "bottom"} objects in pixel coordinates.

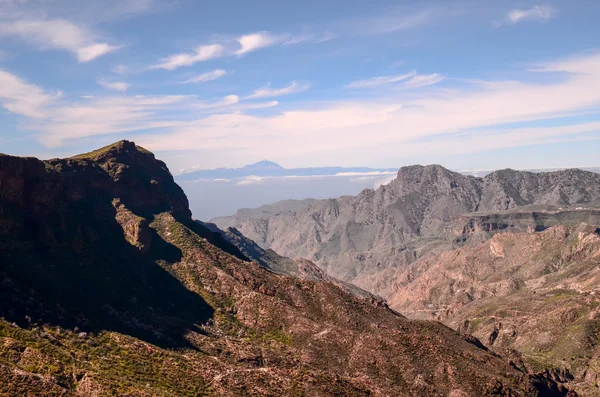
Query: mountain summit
[{"left": 242, "top": 160, "right": 285, "bottom": 170}]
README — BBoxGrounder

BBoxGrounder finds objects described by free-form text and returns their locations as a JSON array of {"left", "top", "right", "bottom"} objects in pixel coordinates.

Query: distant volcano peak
[{"left": 244, "top": 160, "right": 285, "bottom": 170}]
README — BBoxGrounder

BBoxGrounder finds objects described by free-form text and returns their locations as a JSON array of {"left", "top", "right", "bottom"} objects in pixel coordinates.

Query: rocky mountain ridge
[
  {"left": 0, "top": 141, "right": 569, "bottom": 396},
  {"left": 213, "top": 165, "right": 600, "bottom": 290}
]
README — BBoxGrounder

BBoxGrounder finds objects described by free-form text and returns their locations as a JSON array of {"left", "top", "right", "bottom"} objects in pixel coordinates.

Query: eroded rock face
[
  {"left": 384, "top": 225, "right": 600, "bottom": 395},
  {"left": 0, "top": 142, "right": 572, "bottom": 396},
  {"left": 213, "top": 165, "right": 600, "bottom": 296}
]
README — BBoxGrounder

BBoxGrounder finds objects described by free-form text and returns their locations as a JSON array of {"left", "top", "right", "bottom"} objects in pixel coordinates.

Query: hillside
[
  {"left": 383, "top": 225, "right": 600, "bottom": 395},
  {"left": 0, "top": 141, "right": 570, "bottom": 396}
]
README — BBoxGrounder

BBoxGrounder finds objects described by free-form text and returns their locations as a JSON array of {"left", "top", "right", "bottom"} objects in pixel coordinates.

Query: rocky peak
[
  {"left": 393, "top": 164, "right": 482, "bottom": 193},
  {"left": 71, "top": 140, "right": 191, "bottom": 218}
]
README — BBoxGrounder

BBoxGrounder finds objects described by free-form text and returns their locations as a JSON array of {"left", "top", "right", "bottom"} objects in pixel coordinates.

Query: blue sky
[{"left": 1, "top": 0, "right": 599, "bottom": 174}]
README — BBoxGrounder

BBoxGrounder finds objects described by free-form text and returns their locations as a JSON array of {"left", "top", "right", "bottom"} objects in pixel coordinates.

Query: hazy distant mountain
[{"left": 176, "top": 160, "right": 398, "bottom": 181}]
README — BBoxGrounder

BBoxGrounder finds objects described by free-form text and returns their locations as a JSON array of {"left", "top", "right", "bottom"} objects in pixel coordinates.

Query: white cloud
[
  {"left": 97, "top": 79, "right": 131, "bottom": 92},
  {"left": 37, "top": 95, "right": 190, "bottom": 147},
  {"left": 238, "top": 101, "right": 279, "bottom": 110},
  {"left": 283, "top": 31, "right": 336, "bottom": 45},
  {"left": 134, "top": 52, "right": 600, "bottom": 167},
  {"left": 197, "top": 100, "right": 280, "bottom": 115},
  {"left": 196, "top": 95, "right": 239, "bottom": 110},
  {"left": 111, "top": 64, "right": 129, "bottom": 75},
  {"left": 0, "top": 79, "right": 191, "bottom": 146},
  {"left": 346, "top": 71, "right": 416, "bottom": 88},
  {"left": 182, "top": 69, "right": 226, "bottom": 84},
  {"left": 0, "top": 68, "right": 59, "bottom": 118},
  {"left": 496, "top": 5, "right": 558, "bottom": 26},
  {"left": 0, "top": 19, "right": 118, "bottom": 62},
  {"left": 508, "top": 5, "right": 557, "bottom": 23},
  {"left": 401, "top": 73, "right": 445, "bottom": 89},
  {"left": 77, "top": 43, "right": 119, "bottom": 62},
  {"left": 246, "top": 81, "right": 311, "bottom": 99},
  {"left": 152, "top": 44, "right": 223, "bottom": 70},
  {"left": 6, "top": 52, "right": 600, "bottom": 171},
  {"left": 346, "top": 71, "right": 444, "bottom": 90},
  {"left": 235, "top": 31, "right": 285, "bottom": 55},
  {"left": 316, "top": 31, "right": 336, "bottom": 43},
  {"left": 344, "top": 6, "right": 452, "bottom": 35},
  {"left": 153, "top": 29, "right": 330, "bottom": 70}
]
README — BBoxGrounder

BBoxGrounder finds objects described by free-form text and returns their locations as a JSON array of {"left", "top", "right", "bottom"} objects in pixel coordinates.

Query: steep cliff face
[
  {"left": 213, "top": 165, "right": 600, "bottom": 288},
  {"left": 0, "top": 142, "right": 567, "bottom": 396}
]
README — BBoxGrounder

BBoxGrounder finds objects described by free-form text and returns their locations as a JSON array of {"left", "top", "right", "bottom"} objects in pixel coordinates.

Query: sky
[{"left": 1, "top": 0, "right": 600, "bottom": 175}]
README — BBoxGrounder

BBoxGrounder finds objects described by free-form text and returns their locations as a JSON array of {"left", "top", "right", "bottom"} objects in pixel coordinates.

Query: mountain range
[
  {"left": 0, "top": 141, "right": 573, "bottom": 396},
  {"left": 212, "top": 165, "right": 600, "bottom": 285},
  {"left": 176, "top": 160, "right": 398, "bottom": 181},
  {"left": 213, "top": 164, "right": 600, "bottom": 395}
]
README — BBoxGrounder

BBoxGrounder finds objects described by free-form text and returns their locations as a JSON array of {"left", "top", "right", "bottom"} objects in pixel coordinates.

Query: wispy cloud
[
  {"left": 283, "top": 31, "right": 336, "bottom": 45},
  {"left": 182, "top": 69, "right": 226, "bottom": 84},
  {"left": 6, "top": 52, "right": 600, "bottom": 170},
  {"left": 111, "top": 64, "right": 129, "bottom": 75},
  {"left": 346, "top": 71, "right": 443, "bottom": 89},
  {"left": 196, "top": 95, "right": 239, "bottom": 110},
  {"left": 97, "top": 79, "right": 131, "bottom": 92},
  {"left": 37, "top": 95, "right": 190, "bottom": 147},
  {"left": 346, "top": 71, "right": 416, "bottom": 88},
  {"left": 495, "top": 5, "right": 558, "bottom": 27},
  {"left": 316, "top": 31, "right": 336, "bottom": 43},
  {"left": 235, "top": 31, "right": 286, "bottom": 55},
  {"left": 343, "top": 6, "right": 454, "bottom": 35},
  {"left": 135, "top": 52, "right": 600, "bottom": 167},
  {"left": 152, "top": 44, "right": 223, "bottom": 70},
  {"left": 154, "top": 29, "right": 332, "bottom": 71},
  {"left": 246, "top": 81, "right": 311, "bottom": 99},
  {"left": 194, "top": 99, "right": 280, "bottom": 116},
  {"left": 0, "top": 72, "right": 190, "bottom": 145},
  {"left": 0, "top": 19, "right": 119, "bottom": 62},
  {"left": 0, "top": 68, "right": 60, "bottom": 118},
  {"left": 238, "top": 101, "right": 279, "bottom": 110},
  {"left": 401, "top": 73, "right": 445, "bottom": 89}
]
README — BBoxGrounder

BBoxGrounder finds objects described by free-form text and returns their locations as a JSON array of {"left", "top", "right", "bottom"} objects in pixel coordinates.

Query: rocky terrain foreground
[{"left": 0, "top": 141, "right": 574, "bottom": 396}]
